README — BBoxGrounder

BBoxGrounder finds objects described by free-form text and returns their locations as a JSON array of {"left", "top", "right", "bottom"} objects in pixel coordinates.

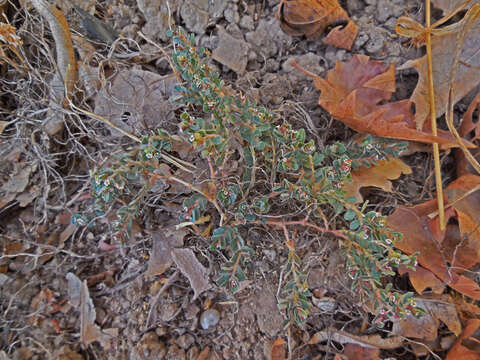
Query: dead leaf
[
  {"left": 391, "top": 297, "right": 461, "bottom": 341},
  {"left": 146, "top": 228, "right": 186, "bottom": 277},
  {"left": 323, "top": 21, "right": 358, "bottom": 50},
  {"left": 66, "top": 272, "right": 82, "bottom": 308},
  {"left": 308, "top": 329, "right": 403, "bottom": 349},
  {"left": 94, "top": 69, "right": 179, "bottom": 137},
  {"left": 343, "top": 157, "right": 412, "bottom": 202},
  {"left": 78, "top": 275, "right": 109, "bottom": 348},
  {"left": 171, "top": 248, "right": 211, "bottom": 300},
  {"left": 398, "top": 264, "right": 446, "bottom": 295},
  {"left": 343, "top": 344, "right": 380, "bottom": 360},
  {"left": 277, "top": 0, "right": 358, "bottom": 50},
  {"left": 445, "top": 174, "right": 480, "bottom": 225},
  {"left": 432, "top": 0, "right": 477, "bottom": 14},
  {"left": 446, "top": 319, "right": 480, "bottom": 360},
  {"left": 0, "top": 121, "right": 7, "bottom": 135},
  {"left": 399, "top": 5, "right": 480, "bottom": 130},
  {"left": 1, "top": 163, "right": 34, "bottom": 193},
  {"left": 457, "top": 92, "right": 480, "bottom": 176},
  {"left": 270, "top": 338, "right": 287, "bottom": 360},
  {"left": 387, "top": 176, "right": 480, "bottom": 300},
  {"left": 300, "top": 54, "right": 470, "bottom": 148}
]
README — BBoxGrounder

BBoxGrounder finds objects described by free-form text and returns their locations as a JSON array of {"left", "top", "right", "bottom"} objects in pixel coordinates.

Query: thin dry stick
[{"left": 425, "top": 0, "right": 445, "bottom": 230}]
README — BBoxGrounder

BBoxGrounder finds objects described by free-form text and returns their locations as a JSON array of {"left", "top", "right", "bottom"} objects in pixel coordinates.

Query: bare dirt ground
[{"left": 1, "top": 0, "right": 474, "bottom": 359}]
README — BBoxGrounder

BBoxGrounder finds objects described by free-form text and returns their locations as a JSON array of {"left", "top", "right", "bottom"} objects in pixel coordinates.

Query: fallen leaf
[
  {"left": 432, "top": 0, "right": 477, "bottom": 14},
  {"left": 171, "top": 248, "right": 211, "bottom": 300},
  {"left": 323, "top": 20, "right": 358, "bottom": 50},
  {"left": 343, "top": 157, "right": 412, "bottom": 202},
  {"left": 146, "top": 228, "right": 186, "bottom": 277},
  {"left": 309, "top": 329, "right": 403, "bottom": 349},
  {"left": 343, "top": 343, "right": 380, "bottom": 360},
  {"left": 398, "top": 5, "right": 480, "bottom": 130},
  {"left": 197, "top": 347, "right": 211, "bottom": 360},
  {"left": 78, "top": 275, "right": 109, "bottom": 348},
  {"left": 457, "top": 92, "right": 480, "bottom": 176},
  {"left": 445, "top": 174, "right": 480, "bottom": 225},
  {"left": 446, "top": 319, "right": 480, "bottom": 360},
  {"left": 398, "top": 264, "right": 445, "bottom": 295},
  {"left": 0, "top": 121, "right": 7, "bottom": 135},
  {"left": 388, "top": 176, "right": 480, "bottom": 300},
  {"left": 300, "top": 54, "right": 469, "bottom": 148},
  {"left": 391, "top": 297, "right": 461, "bottom": 341},
  {"left": 66, "top": 272, "right": 82, "bottom": 308},
  {"left": 94, "top": 69, "right": 179, "bottom": 137},
  {"left": 277, "top": 0, "right": 358, "bottom": 50},
  {"left": 270, "top": 338, "right": 287, "bottom": 360}
]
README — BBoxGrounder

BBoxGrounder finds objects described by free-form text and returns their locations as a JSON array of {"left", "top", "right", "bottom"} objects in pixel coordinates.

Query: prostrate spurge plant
[{"left": 81, "top": 28, "right": 422, "bottom": 327}]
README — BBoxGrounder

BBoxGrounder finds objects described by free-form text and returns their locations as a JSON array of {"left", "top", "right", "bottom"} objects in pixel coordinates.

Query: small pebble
[{"left": 200, "top": 309, "right": 220, "bottom": 330}]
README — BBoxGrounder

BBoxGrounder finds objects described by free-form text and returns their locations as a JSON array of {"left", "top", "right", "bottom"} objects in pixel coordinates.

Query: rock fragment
[{"left": 212, "top": 29, "right": 249, "bottom": 74}]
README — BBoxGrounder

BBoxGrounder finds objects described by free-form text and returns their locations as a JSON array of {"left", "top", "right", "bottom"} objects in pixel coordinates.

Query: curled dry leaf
[
  {"left": 94, "top": 69, "right": 179, "bottom": 138},
  {"left": 391, "top": 297, "right": 461, "bottom": 341},
  {"left": 398, "top": 264, "right": 445, "bottom": 295},
  {"left": 446, "top": 319, "right": 480, "bottom": 360},
  {"left": 457, "top": 92, "right": 480, "bottom": 176},
  {"left": 270, "top": 338, "right": 286, "bottom": 360},
  {"left": 432, "top": 0, "right": 477, "bottom": 14},
  {"left": 308, "top": 328, "right": 403, "bottom": 350},
  {"left": 397, "top": 4, "right": 480, "bottom": 130},
  {"left": 343, "top": 344, "right": 380, "bottom": 360},
  {"left": 342, "top": 157, "right": 412, "bottom": 203},
  {"left": 387, "top": 175, "right": 480, "bottom": 299},
  {"left": 277, "top": 0, "right": 358, "bottom": 50},
  {"left": 66, "top": 273, "right": 109, "bottom": 348},
  {"left": 298, "top": 54, "right": 469, "bottom": 148},
  {"left": 146, "top": 228, "right": 186, "bottom": 277},
  {"left": 171, "top": 248, "right": 211, "bottom": 300}
]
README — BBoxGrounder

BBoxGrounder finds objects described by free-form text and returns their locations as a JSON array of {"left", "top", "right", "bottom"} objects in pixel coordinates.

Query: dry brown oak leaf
[
  {"left": 299, "top": 54, "right": 471, "bottom": 148},
  {"left": 391, "top": 296, "right": 461, "bottom": 341},
  {"left": 277, "top": 0, "right": 358, "bottom": 50},
  {"left": 398, "top": 4, "right": 480, "bottom": 130},
  {"left": 456, "top": 91, "right": 480, "bottom": 177},
  {"left": 343, "top": 157, "right": 412, "bottom": 203},
  {"left": 387, "top": 174, "right": 480, "bottom": 299},
  {"left": 432, "top": 0, "right": 479, "bottom": 14},
  {"left": 446, "top": 319, "right": 480, "bottom": 360}
]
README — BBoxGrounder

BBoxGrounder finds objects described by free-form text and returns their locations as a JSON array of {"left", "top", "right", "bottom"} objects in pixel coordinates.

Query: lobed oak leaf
[
  {"left": 398, "top": 264, "right": 445, "bottom": 295},
  {"left": 399, "top": 4, "right": 480, "bottom": 130},
  {"left": 343, "top": 157, "right": 412, "bottom": 203},
  {"left": 277, "top": 0, "right": 358, "bottom": 50},
  {"left": 387, "top": 175, "right": 480, "bottom": 300},
  {"left": 391, "top": 297, "right": 461, "bottom": 341},
  {"left": 302, "top": 54, "right": 470, "bottom": 148},
  {"left": 456, "top": 92, "right": 480, "bottom": 176}
]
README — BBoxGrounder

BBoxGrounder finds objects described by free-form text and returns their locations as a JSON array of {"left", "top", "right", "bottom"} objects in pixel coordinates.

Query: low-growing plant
[{"left": 77, "top": 28, "right": 422, "bottom": 328}]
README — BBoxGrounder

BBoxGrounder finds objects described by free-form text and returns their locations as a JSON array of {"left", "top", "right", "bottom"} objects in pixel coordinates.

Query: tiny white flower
[{"left": 104, "top": 179, "right": 110, "bottom": 186}]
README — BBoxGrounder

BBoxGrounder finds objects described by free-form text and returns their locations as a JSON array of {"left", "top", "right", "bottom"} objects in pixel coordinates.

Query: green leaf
[
  {"left": 344, "top": 210, "right": 356, "bottom": 221},
  {"left": 350, "top": 219, "right": 360, "bottom": 230}
]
